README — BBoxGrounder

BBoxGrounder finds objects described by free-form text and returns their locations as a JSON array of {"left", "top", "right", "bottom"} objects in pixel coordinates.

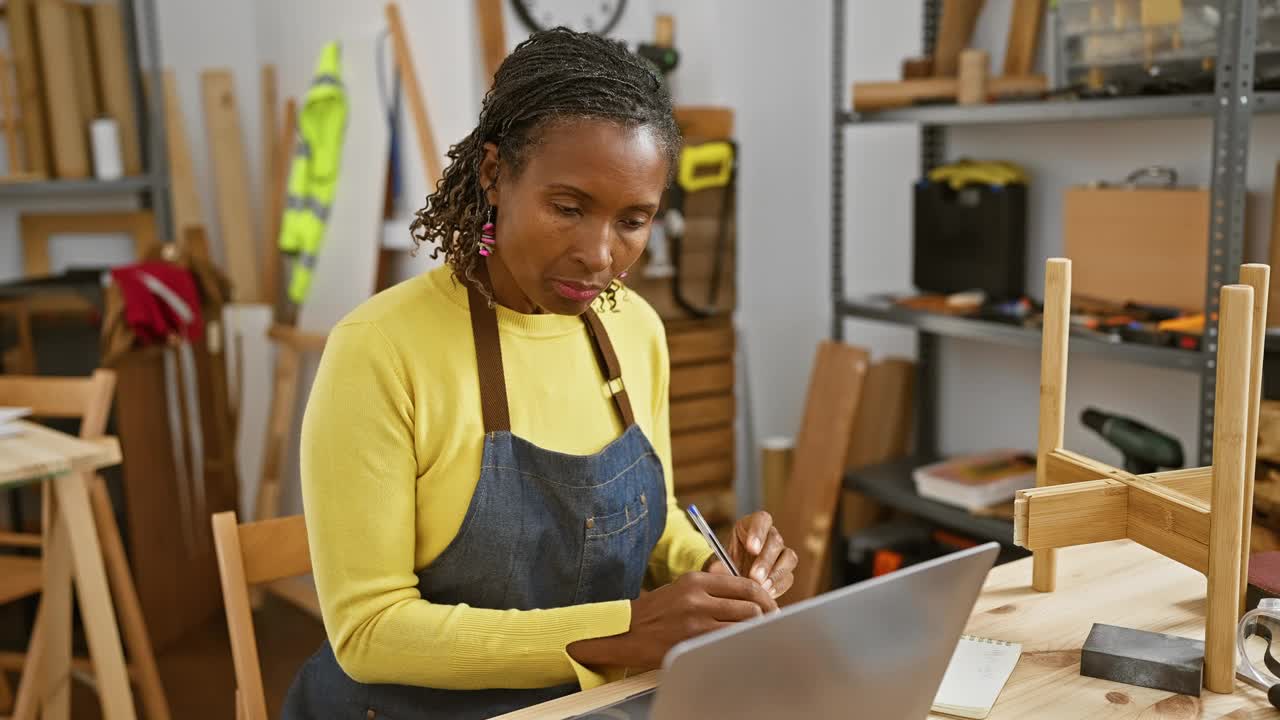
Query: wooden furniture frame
[
  {"left": 211, "top": 512, "right": 312, "bottom": 720},
  {"left": 1013, "top": 258, "right": 1269, "bottom": 694},
  {"left": 19, "top": 211, "right": 158, "bottom": 277},
  {"left": 0, "top": 370, "right": 168, "bottom": 720}
]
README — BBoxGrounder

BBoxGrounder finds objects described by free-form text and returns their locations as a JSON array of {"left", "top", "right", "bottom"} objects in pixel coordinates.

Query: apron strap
[
  {"left": 467, "top": 282, "right": 512, "bottom": 433},
  {"left": 582, "top": 308, "right": 637, "bottom": 428},
  {"left": 467, "top": 281, "right": 637, "bottom": 432}
]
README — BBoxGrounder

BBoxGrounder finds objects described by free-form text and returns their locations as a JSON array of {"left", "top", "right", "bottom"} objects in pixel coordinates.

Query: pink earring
[
  {"left": 479, "top": 207, "right": 497, "bottom": 257},
  {"left": 619, "top": 271, "right": 629, "bottom": 279}
]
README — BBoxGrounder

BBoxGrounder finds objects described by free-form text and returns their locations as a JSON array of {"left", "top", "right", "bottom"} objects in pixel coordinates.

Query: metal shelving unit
[
  {"left": 2, "top": 0, "right": 170, "bottom": 242},
  {"left": 832, "top": 0, "right": 1260, "bottom": 540}
]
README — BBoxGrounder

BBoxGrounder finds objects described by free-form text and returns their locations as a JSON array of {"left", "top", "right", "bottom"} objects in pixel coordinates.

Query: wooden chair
[
  {"left": 0, "top": 370, "right": 170, "bottom": 720},
  {"left": 211, "top": 512, "right": 312, "bottom": 720}
]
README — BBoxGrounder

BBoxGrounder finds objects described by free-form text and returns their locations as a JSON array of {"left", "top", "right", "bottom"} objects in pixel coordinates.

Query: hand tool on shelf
[{"left": 1081, "top": 407, "right": 1184, "bottom": 475}]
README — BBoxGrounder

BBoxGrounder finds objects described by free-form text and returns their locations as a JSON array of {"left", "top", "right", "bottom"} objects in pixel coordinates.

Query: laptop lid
[{"left": 646, "top": 542, "right": 1001, "bottom": 719}]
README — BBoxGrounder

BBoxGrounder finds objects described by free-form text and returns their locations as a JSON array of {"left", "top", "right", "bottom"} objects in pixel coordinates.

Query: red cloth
[{"left": 110, "top": 262, "right": 204, "bottom": 346}]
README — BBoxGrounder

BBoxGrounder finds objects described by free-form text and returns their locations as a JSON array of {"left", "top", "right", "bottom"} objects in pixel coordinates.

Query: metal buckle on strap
[{"left": 607, "top": 377, "right": 625, "bottom": 396}]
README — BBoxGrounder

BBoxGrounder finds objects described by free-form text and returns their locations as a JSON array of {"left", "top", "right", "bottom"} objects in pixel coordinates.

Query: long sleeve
[
  {"left": 643, "top": 321, "right": 717, "bottom": 587},
  {"left": 300, "top": 321, "right": 631, "bottom": 691}
]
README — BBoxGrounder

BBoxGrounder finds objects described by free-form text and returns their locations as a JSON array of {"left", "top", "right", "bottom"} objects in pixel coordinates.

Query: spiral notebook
[{"left": 930, "top": 635, "right": 1022, "bottom": 719}]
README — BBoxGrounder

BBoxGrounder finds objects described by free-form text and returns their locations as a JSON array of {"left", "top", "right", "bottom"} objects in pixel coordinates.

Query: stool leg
[
  {"left": 1033, "top": 259, "right": 1071, "bottom": 592},
  {"left": 89, "top": 475, "right": 171, "bottom": 720},
  {"left": 1205, "top": 284, "right": 1254, "bottom": 693}
]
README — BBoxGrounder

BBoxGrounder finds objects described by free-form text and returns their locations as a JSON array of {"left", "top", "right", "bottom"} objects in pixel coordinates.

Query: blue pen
[{"left": 687, "top": 504, "right": 739, "bottom": 576}]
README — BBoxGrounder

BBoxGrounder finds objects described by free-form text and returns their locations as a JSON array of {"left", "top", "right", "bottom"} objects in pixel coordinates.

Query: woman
[{"left": 282, "top": 27, "right": 798, "bottom": 720}]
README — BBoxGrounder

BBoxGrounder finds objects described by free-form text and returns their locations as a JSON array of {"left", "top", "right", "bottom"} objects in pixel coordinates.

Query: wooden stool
[{"left": 1014, "top": 259, "right": 1268, "bottom": 694}]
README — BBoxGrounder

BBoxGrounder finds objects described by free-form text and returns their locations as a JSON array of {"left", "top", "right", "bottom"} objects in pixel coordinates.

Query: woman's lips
[{"left": 551, "top": 279, "right": 603, "bottom": 303}]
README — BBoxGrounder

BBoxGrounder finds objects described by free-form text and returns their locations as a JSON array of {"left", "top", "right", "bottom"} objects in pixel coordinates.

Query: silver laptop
[{"left": 569, "top": 542, "right": 999, "bottom": 720}]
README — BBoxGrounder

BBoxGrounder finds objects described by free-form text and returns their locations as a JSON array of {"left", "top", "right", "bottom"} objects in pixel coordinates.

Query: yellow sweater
[{"left": 299, "top": 265, "right": 715, "bottom": 692}]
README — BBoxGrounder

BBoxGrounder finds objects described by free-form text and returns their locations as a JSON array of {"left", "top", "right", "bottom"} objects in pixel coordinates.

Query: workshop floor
[{"left": 2, "top": 593, "right": 324, "bottom": 720}]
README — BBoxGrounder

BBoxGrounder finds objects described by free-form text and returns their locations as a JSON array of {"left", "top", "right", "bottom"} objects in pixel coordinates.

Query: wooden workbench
[{"left": 498, "top": 540, "right": 1276, "bottom": 719}]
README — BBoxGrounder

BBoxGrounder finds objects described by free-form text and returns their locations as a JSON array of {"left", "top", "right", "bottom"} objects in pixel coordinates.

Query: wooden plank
[
  {"left": 260, "top": 65, "right": 279, "bottom": 306},
  {"left": 0, "top": 52, "right": 22, "bottom": 175},
  {"left": 934, "top": 0, "right": 986, "bottom": 76},
  {"left": 264, "top": 97, "right": 296, "bottom": 315},
  {"left": 385, "top": 2, "right": 442, "bottom": 186},
  {"left": 474, "top": 0, "right": 506, "bottom": 85},
  {"left": 1017, "top": 480, "right": 1128, "bottom": 550},
  {"left": 670, "top": 360, "right": 733, "bottom": 400},
  {"left": 673, "top": 106, "right": 733, "bottom": 139},
  {"left": 35, "top": 0, "right": 89, "bottom": 178},
  {"left": 1269, "top": 162, "right": 1280, "bottom": 327},
  {"left": 90, "top": 1, "right": 140, "bottom": 175},
  {"left": 1003, "top": 0, "right": 1045, "bottom": 76},
  {"left": 670, "top": 394, "right": 734, "bottom": 434},
  {"left": 202, "top": 70, "right": 261, "bottom": 301},
  {"left": 10, "top": 0, "right": 49, "bottom": 176},
  {"left": 852, "top": 74, "right": 1047, "bottom": 112},
  {"left": 67, "top": 3, "right": 97, "bottom": 121},
  {"left": 671, "top": 425, "right": 733, "bottom": 467},
  {"left": 254, "top": 343, "right": 301, "bottom": 527},
  {"left": 1034, "top": 258, "right": 1070, "bottom": 592},
  {"left": 667, "top": 322, "right": 734, "bottom": 365},
  {"left": 775, "top": 341, "right": 869, "bottom": 604},
  {"left": 673, "top": 455, "right": 733, "bottom": 493},
  {"left": 1204, "top": 284, "right": 1254, "bottom": 692},
  {"left": 842, "top": 357, "right": 915, "bottom": 536},
  {"left": 162, "top": 70, "right": 204, "bottom": 239}
]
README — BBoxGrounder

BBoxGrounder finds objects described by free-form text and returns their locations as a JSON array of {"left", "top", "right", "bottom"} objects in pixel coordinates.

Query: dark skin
[{"left": 479, "top": 118, "right": 799, "bottom": 670}]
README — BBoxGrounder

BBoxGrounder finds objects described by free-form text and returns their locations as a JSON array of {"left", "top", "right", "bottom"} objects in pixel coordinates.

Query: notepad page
[{"left": 931, "top": 636, "right": 1022, "bottom": 718}]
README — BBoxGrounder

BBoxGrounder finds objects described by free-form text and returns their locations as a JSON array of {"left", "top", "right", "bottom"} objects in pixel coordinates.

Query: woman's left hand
[{"left": 705, "top": 511, "right": 797, "bottom": 599}]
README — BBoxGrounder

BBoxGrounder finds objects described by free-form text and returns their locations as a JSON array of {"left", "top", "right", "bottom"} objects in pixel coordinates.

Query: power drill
[{"left": 1081, "top": 408, "right": 1184, "bottom": 474}]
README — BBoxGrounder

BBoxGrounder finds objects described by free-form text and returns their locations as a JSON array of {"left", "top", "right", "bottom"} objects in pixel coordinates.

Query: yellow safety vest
[{"left": 279, "top": 41, "right": 348, "bottom": 304}]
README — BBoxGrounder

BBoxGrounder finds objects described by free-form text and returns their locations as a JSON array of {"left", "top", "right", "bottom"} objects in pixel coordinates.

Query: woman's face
[{"left": 480, "top": 118, "right": 669, "bottom": 315}]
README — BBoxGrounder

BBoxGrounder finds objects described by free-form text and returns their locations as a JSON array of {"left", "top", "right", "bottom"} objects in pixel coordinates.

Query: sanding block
[{"left": 1080, "top": 623, "right": 1204, "bottom": 696}]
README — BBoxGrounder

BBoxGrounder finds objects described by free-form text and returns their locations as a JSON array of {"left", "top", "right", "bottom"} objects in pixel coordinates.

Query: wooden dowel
[
  {"left": 0, "top": 52, "right": 22, "bottom": 175},
  {"left": 1033, "top": 258, "right": 1071, "bottom": 592},
  {"left": 385, "top": 2, "right": 442, "bottom": 187},
  {"left": 1239, "top": 264, "right": 1270, "bottom": 615},
  {"left": 10, "top": 0, "right": 48, "bottom": 176},
  {"left": 1204, "top": 283, "right": 1254, "bottom": 694},
  {"left": 957, "top": 49, "right": 989, "bottom": 105}
]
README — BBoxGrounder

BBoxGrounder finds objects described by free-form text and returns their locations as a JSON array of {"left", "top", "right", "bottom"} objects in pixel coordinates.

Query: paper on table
[
  {"left": 0, "top": 407, "right": 31, "bottom": 438},
  {"left": 931, "top": 635, "right": 1022, "bottom": 719}
]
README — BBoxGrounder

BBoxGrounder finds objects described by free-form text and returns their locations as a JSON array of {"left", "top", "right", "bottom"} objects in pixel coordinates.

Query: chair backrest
[
  {"left": 0, "top": 369, "right": 115, "bottom": 438},
  {"left": 211, "top": 511, "right": 312, "bottom": 720}
]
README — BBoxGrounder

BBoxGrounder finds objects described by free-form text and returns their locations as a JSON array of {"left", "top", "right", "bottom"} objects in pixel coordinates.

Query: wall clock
[{"left": 511, "top": 0, "right": 628, "bottom": 36}]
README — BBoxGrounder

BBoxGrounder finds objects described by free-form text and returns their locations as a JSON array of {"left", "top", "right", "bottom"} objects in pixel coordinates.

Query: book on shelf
[{"left": 912, "top": 450, "right": 1036, "bottom": 512}]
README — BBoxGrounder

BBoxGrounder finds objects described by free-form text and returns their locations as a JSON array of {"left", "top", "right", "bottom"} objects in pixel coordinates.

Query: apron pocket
[{"left": 576, "top": 494, "right": 651, "bottom": 602}]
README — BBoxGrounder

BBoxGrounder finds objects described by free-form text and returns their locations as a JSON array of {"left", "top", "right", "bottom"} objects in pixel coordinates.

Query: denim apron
[{"left": 281, "top": 283, "right": 668, "bottom": 719}]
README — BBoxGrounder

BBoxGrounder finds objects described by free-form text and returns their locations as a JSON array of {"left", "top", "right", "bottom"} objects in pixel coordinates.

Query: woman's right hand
[
  {"left": 623, "top": 571, "right": 779, "bottom": 669},
  {"left": 566, "top": 571, "right": 778, "bottom": 672}
]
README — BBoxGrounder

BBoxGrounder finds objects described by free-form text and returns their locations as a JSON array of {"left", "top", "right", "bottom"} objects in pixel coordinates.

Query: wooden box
[{"left": 1063, "top": 185, "right": 1211, "bottom": 312}]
